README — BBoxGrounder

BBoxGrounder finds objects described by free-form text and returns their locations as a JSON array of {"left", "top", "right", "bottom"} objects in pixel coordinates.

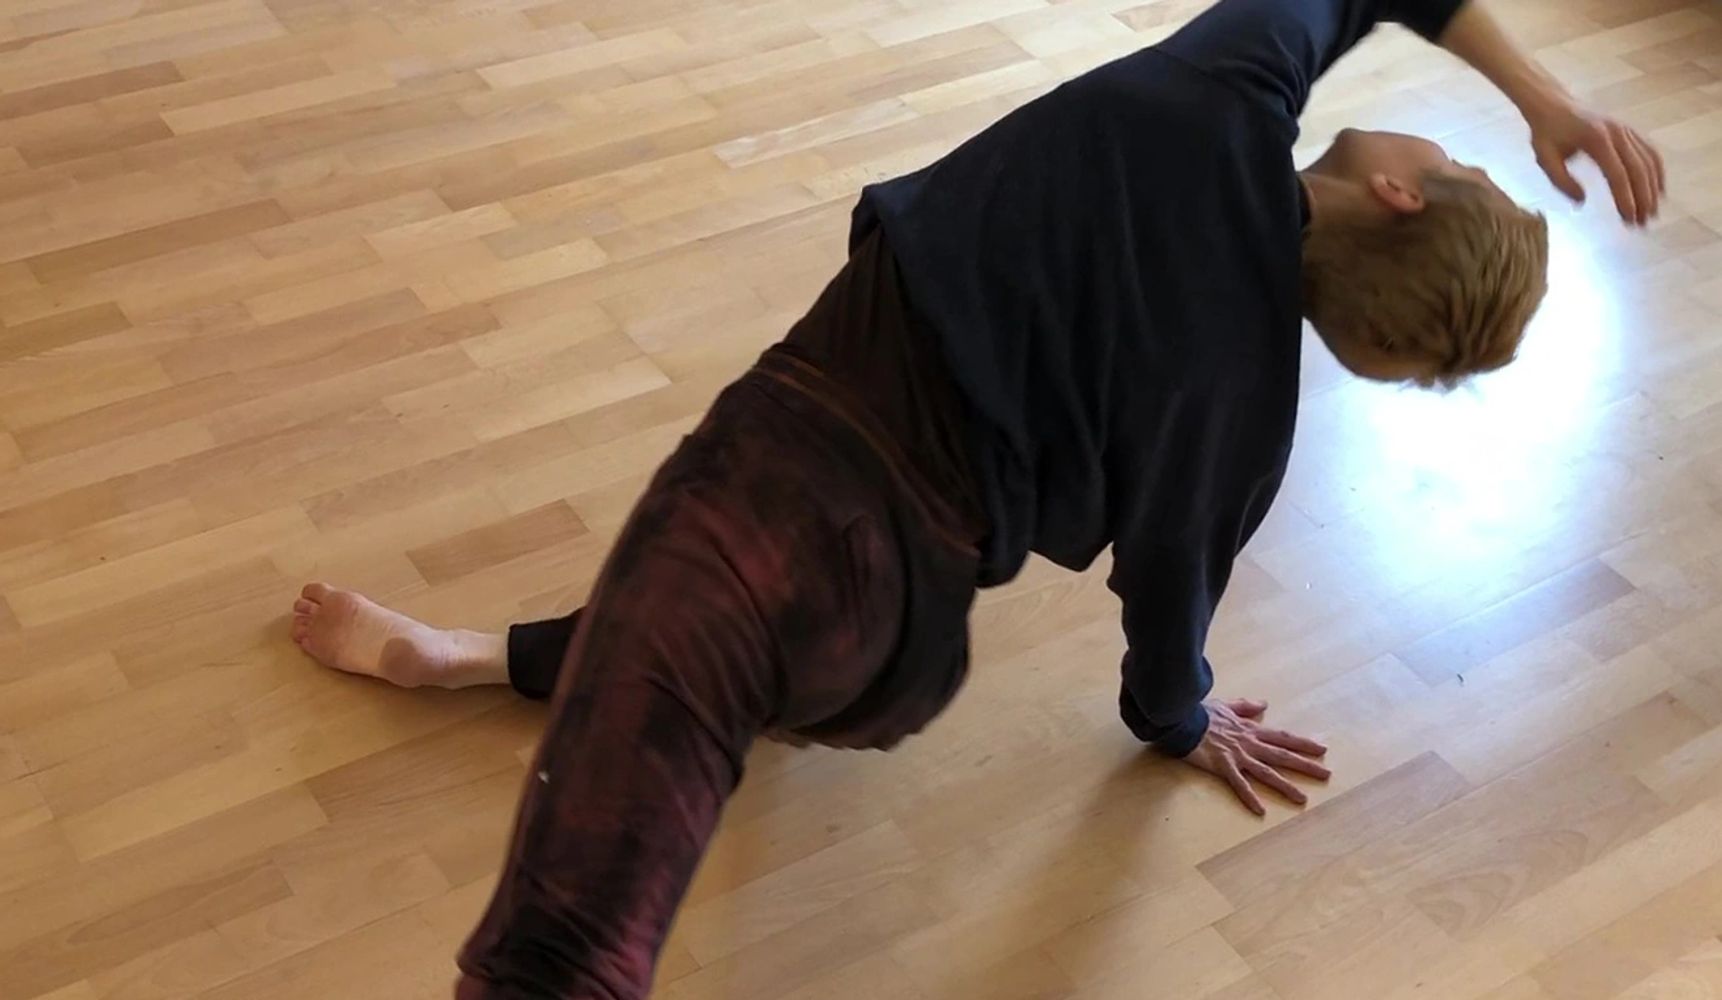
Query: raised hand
[{"left": 1526, "top": 100, "right": 1666, "bottom": 226}]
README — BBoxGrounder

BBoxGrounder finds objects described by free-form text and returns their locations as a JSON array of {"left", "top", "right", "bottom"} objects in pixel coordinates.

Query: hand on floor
[{"left": 1181, "top": 699, "right": 1330, "bottom": 816}]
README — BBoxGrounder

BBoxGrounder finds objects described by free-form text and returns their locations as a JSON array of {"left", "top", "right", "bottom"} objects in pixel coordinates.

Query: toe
[
  {"left": 302, "top": 582, "right": 332, "bottom": 603},
  {"left": 293, "top": 599, "right": 317, "bottom": 616}
]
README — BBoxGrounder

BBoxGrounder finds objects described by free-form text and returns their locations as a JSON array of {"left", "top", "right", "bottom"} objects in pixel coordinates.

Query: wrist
[
  {"left": 1437, "top": 3, "right": 1573, "bottom": 123},
  {"left": 1151, "top": 703, "right": 1211, "bottom": 758},
  {"left": 1505, "top": 66, "right": 1573, "bottom": 122}
]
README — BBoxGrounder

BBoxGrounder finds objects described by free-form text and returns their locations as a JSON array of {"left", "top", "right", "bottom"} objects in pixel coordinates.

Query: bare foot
[{"left": 291, "top": 582, "right": 509, "bottom": 690}]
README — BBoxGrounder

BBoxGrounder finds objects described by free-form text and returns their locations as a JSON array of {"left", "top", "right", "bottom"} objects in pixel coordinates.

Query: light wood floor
[{"left": 3, "top": 0, "right": 1722, "bottom": 997}]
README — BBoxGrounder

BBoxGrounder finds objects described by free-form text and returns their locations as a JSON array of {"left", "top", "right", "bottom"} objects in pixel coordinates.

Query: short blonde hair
[{"left": 1302, "top": 173, "right": 1550, "bottom": 386}]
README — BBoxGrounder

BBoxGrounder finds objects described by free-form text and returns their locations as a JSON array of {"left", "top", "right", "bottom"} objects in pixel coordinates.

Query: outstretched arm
[
  {"left": 1159, "top": 0, "right": 1666, "bottom": 224},
  {"left": 1155, "top": 0, "right": 1471, "bottom": 122},
  {"left": 1436, "top": 2, "right": 1666, "bottom": 224}
]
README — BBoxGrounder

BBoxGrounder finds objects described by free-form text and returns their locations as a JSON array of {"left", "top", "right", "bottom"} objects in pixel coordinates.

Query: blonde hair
[{"left": 1302, "top": 173, "right": 1550, "bottom": 387}]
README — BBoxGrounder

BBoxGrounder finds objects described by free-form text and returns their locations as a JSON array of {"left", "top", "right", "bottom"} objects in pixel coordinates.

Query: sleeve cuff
[
  {"left": 1152, "top": 703, "right": 1211, "bottom": 757},
  {"left": 1398, "top": 0, "right": 1469, "bottom": 42},
  {"left": 1121, "top": 689, "right": 1211, "bottom": 757}
]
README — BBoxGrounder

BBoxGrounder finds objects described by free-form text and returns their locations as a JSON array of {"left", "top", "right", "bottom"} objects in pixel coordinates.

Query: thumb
[
  {"left": 1536, "top": 139, "right": 1585, "bottom": 203},
  {"left": 1229, "top": 698, "right": 1268, "bottom": 719}
]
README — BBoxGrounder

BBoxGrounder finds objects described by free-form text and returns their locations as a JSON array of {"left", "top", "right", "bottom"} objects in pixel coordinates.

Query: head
[{"left": 1300, "top": 129, "right": 1550, "bottom": 388}]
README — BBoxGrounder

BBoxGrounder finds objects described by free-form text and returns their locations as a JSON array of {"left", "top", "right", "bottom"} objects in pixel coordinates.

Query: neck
[
  {"left": 1297, "top": 171, "right": 1339, "bottom": 230},
  {"left": 1297, "top": 171, "right": 1384, "bottom": 235}
]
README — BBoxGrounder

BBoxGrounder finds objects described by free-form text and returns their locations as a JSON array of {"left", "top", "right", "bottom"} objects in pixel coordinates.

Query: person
[{"left": 289, "top": 0, "right": 1664, "bottom": 995}]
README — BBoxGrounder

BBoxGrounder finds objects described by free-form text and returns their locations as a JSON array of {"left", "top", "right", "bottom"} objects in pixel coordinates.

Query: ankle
[{"left": 447, "top": 630, "right": 511, "bottom": 688}]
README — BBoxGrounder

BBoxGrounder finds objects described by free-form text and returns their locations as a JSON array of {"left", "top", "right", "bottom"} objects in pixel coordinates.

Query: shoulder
[{"left": 1070, "top": 47, "right": 1296, "bottom": 151}]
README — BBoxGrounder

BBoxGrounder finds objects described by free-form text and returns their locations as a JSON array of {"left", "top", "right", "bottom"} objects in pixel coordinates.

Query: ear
[{"left": 1368, "top": 173, "right": 1426, "bottom": 215}]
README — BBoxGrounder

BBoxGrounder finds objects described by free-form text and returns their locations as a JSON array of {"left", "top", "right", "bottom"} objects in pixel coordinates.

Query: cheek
[
  {"left": 1323, "top": 335, "right": 1379, "bottom": 376},
  {"left": 1328, "top": 338, "right": 1434, "bottom": 384},
  {"left": 1358, "top": 357, "right": 1441, "bottom": 384}
]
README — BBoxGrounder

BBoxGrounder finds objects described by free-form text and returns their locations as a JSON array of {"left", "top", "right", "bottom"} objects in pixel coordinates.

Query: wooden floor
[{"left": 3, "top": 0, "right": 1722, "bottom": 997}]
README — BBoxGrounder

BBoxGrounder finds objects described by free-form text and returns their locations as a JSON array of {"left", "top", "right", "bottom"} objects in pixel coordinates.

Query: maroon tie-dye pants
[{"left": 454, "top": 231, "right": 987, "bottom": 999}]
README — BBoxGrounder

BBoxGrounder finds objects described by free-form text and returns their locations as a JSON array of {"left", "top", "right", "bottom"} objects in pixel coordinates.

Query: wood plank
[
  {"left": 0, "top": 61, "right": 184, "bottom": 121},
  {"left": 247, "top": 190, "right": 446, "bottom": 259},
  {"left": 0, "top": 651, "right": 128, "bottom": 731},
  {"left": 1394, "top": 559, "right": 1638, "bottom": 684},
  {"left": 1199, "top": 752, "right": 1473, "bottom": 905},
  {"left": 4, "top": 506, "right": 315, "bottom": 626},
  {"left": 0, "top": 301, "right": 131, "bottom": 362},
  {"left": 405, "top": 500, "right": 588, "bottom": 585},
  {"left": 162, "top": 66, "right": 397, "bottom": 134},
  {"left": 0, "top": 860, "right": 292, "bottom": 1000}
]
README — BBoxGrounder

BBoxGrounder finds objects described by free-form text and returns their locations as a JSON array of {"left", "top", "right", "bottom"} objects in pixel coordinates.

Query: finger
[
  {"left": 1628, "top": 128, "right": 1666, "bottom": 201},
  {"left": 1223, "top": 761, "right": 1266, "bottom": 816},
  {"left": 1582, "top": 125, "right": 1639, "bottom": 223},
  {"left": 1243, "top": 759, "right": 1308, "bottom": 806},
  {"left": 1254, "top": 727, "right": 1328, "bottom": 757},
  {"left": 1251, "top": 741, "right": 1333, "bottom": 781},
  {"left": 1228, "top": 699, "right": 1268, "bottom": 719},
  {"left": 1612, "top": 124, "right": 1655, "bottom": 224},
  {"left": 1534, "top": 139, "right": 1585, "bottom": 204},
  {"left": 1640, "top": 130, "right": 1667, "bottom": 194}
]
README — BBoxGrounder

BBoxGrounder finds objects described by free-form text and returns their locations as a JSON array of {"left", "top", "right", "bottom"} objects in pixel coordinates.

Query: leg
[
  {"left": 506, "top": 611, "right": 583, "bottom": 700},
  {"left": 456, "top": 490, "right": 777, "bottom": 998},
  {"left": 290, "top": 584, "right": 579, "bottom": 696},
  {"left": 455, "top": 382, "right": 911, "bottom": 999}
]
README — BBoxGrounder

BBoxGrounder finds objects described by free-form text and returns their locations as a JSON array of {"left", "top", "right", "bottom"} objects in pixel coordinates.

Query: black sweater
[{"left": 849, "top": 0, "right": 1466, "bottom": 755}]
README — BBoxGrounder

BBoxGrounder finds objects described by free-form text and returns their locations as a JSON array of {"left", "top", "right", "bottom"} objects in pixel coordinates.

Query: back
[{"left": 851, "top": 46, "right": 1307, "bottom": 581}]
